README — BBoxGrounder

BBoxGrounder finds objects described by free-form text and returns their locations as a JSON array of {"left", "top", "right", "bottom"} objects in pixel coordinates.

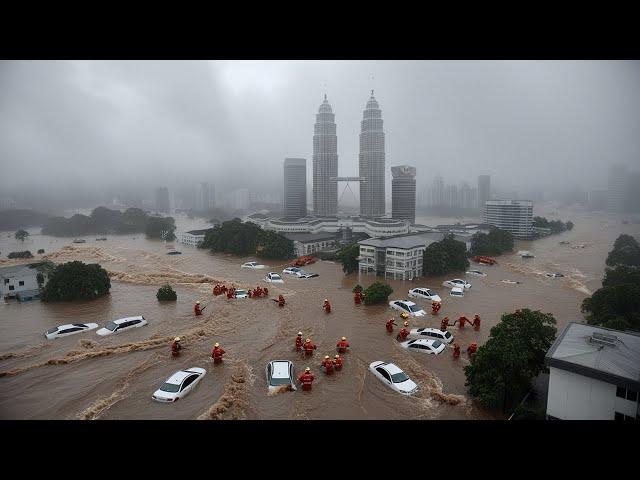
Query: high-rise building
[
  {"left": 283, "top": 158, "right": 307, "bottom": 219},
  {"left": 313, "top": 95, "right": 338, "bottom": 217},
  {"left": 233, "top": 189, "right": 250, "bottom": 210},
  {"left": 478, "top": 175, "right": 491, "bottom": 214},
  {"left": 359, "top": 91, "right": 385, "bottom": 217},
  {"left": 195, "top": 182, "right": 211, "bottom": 211},
  {"left": 155, "top": 187, "right": 170, "bottom": 213},
  {"left": 432, "top": 175, "right": 444, "bottom": 207},
  {"left": 483, "top": 200, "right": 533, "bottom": 239},
  {"left": 391, "top": 165, "right": 416, "bottom": 224},
  {"left": 607, "top": 164, "right": 628, "bottom": 213}
]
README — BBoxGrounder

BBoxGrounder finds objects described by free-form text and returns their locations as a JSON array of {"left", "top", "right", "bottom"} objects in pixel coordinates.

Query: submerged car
[
  {"left": 242, "top": 261, "right": 266, "bottom": 269},
  {"left": 400, "top": 338, "right": 446, "bottom": 355},
  {"left": 44, "top": 323, "right": 99, "bottom": 340},
  {"left": 282, "top": 266, "right": 303, "bottom": 276},
  {"left": 234, "top": 289, "right": 249, "bottom": 299},
  {"left": 546, "top": 272, "right": 564, "bottom": 278},
  {"left": 465, "top": 270, "right": 487, "bottom": 277},
  {"left": 407, "top": 288, "right": 441, "bottom": 302},
  {"left": 265, "top": 272, "right": 284, "bottom": 283},
  {"left": 369, "top": 361, "right": 418, "bottom": 395},
  {"left": 443, "top": 279, "right": 472, "bottom": 289},
  {"left": 266, "top": 360, "right": 296, "bottom": 392},
  {"left": 96, "top": 315, "right": 147, "bottom": 336},
  {"left": 409, "top": 327, "right": 454, "bottom": 344},
  {"left": 298, "top": 271, "right": 319, "bottom": 279},
  {"left": 450, "top": 287, "right": 464, "bottom": 297},
  {"left": 389, "top": 300, "right": 427, "bottom": 317},
  {"left": 152, "top": 367, "right": 206, "bottom": 403}
]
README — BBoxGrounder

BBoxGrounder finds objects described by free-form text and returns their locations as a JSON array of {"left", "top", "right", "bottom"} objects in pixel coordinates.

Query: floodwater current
[{"left": 0, "top": 208, "right": 638, "bottom": 419}]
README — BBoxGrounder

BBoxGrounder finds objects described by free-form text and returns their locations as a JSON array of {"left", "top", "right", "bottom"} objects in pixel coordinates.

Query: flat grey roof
[
  {"left": 283, "top": 232, "right": 337, "bottom": 243},
  {"left": 545, "top": 322, "right": 640, "bottom": 390},
  {"left": 0, "top": 263, "right": 40, "bottom": 278},
  {"left": 186, "top": 229, "right": 213, "bottom": 235},
  {"left": 358, "top": 232, "right": 444, "bottom": 249}
]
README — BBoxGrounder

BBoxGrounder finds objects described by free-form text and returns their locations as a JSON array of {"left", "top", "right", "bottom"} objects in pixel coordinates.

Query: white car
[
  {"left": 389, "top": 300, "right": 427, "bottom": 317},
  {"left": 282, "top": 266, "right": 303, "bottom": 276},
  {"left": 265, "top": 272, "right": 284, "bottom": 283},
  {"left": 242, "top": 261, "right": 265, "bottom": 269},
  {"left": 400, "top": 338, "right": 446, "bottom": 355},
  {"left": 450, "top": 287, "right": 464, "bottom": 297},
  {"left": 407, "top": 287, "right": 441, "bottom": 302},
  {"left": 298, "top": 271, "right": 319, "bottom": 279},
  {"left": 369, "top": 361, "right": 418, "bottom": 395},
  {"left": 409, "top": 327, "right": 454, "bottom": 344},
  {"left": 234, "top": 289, "right": 249, "bottom": 299},
  {"left": 465, "top": 270, "right": 487, "bottom": 277},
  {"left": 152, "top": 367, "right": 206, "bottom": 403},
  {"left": 44, "top": 323, "right": 99, "bottom": 340},
  {"left": 546, "top": 272, "right": 564, "bottom": 278},
  {"left": 443, "top": 279, "right": 472, "bottom": 289},
  {"left": 266, "top": 360, "right": 297, "bottom": 392},
  {"left": 96, "top": 315, "right": 147, "bottom": 336}
]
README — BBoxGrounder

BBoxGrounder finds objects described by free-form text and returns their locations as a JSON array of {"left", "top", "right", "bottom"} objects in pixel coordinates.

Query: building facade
[
  {"left": 359, "top": 91, "right": 385, "bottom": 217},
  {"left": 284, "top": 232, "right": 338, "bottom": 257},
  {"left": 477, "top": 175, "right": 491, "bottom": 215},
  {"left": 483, "top": 199, "right": 533, "bottom": 239},
  {"left": 195, "top": 182, "right": 213, "bottom": 211},
  {"left": 391, "top": 165, "right": 416, "bottom": 224},
  {"left": 607, "top": 164, "right": 628, "bottom": 213},
  {"left": 313, "top": 95, "right": 338, "bottom": 217},
  {"left": 283, "top": 158, "right": 307, "bottom": 219},
  {"left": 545, "top": 323, "right": 640, "bottom": 421},
  {"left": 178, "top": 228, "right": 213, "bottom": 247},
  {"left": 1, "top": 264, "right": 49, "bottom": 300},
  {"left": 155, "top": 187, "right": 170, "bottom": 213}
]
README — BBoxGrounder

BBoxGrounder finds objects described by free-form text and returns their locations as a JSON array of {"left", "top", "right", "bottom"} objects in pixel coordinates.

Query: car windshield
[
  {"left": 105, "top": 321, "right": 118, "bottom": 331},
  {"left": 391, "top": 372, "right": 410, "bottom": 383},
  {"left": 445, "top": 332, "right": 452, "bottom": 338},
  {"left": 452, "top": 291, "right": 462, "bottom": 296},
  {"left": 409, "top": 304, "right": 422, "bottom": 312},
  {"left": 236, "top": 290, "right": 246, "bottom": 295},
  {"left": 425, "top": 290, "right": 435, "bottom": 296},
  {"left": 159, "top": 382, "right": 181, "bottom": 393},
  {"left": 46, "top": 327, "right": 59, "bottom": 334},
  {"left": 270, "top": 376, "right": 292, "bottom": 386},
  {"left": 432, "top": 340, "right": 443, "bottom": 348}
]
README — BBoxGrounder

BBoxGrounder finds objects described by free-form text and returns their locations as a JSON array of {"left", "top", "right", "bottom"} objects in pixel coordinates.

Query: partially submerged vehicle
[
  {"left": 473, "top": 255, "right": 496, "bottom": 265},
  {"left": 233, "top": 289, "right": 249, "bottom": 299},
  {"left": 72, "top": 239, "right": 86, "bottom": 244},
  {"left": 369, "top": 361, "right": 418, "bottom": 395},
  {"left": 152, "top": 368, "right": 206, "bottom": 403},
  {"left": 407, "top": 287, "right": 441, "bottom": 302},
  {"left": 44, "top": 323, "right": 99, "bottom": 340},
  {"left": 266, "top": 360, "right": 296, "bottom": 392},
  {"left": 400, "top": 338, "right": 446, "bottom": 355},
  {"left": 265, "top": 272, "right": 284, "bottom": 283},
  {"left": 409, "top": 327, "right": 454, "bottom": 344},
  {"left": 389, "top": 300, "right": 426, "bottom": 317},
  {"left": 293, "top": 255, "right": 316, "bottom": 267},
  {"left": 546, "top": 272, "right": 564, "bottom": 278},
  {"left": 241, "top": 261, "right": 266, "bottom": 269},
  {"left": 97, "top": 315, "right": 147, "bottom": 336},
  {"left": 518, "top": 251, "right": 535, "bottom": 258},
  {"left": 166, "top": 251, "right": 182, "bottom": 255},
  {"left": 465, "top": 270, "right": 487, "bottom": 277},
  {"left": 443, "top": 279, "right": 471, "bottom": 289},
  {"left": 449, "top": 287, "right": 465, "bottom": 297},
  {"left": 501, "top": 279, "right": 521, "bottom": 284}
]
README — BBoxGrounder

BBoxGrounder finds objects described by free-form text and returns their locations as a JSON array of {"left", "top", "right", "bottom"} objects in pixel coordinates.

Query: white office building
[
  {"left": 545, "top": 322, "right": 640, "bottom": 421},
  {"left": 483, "top": 199, "right": 533, "bottom": 239},
  {"left": 178, "top": 229, "right": 212, "bottom": 247},
  {"left": 1, "top": 264, "right": 50, "bottom": 300},
  {"left": 284, "top": 232, "right": 338, "bottom": 257}
]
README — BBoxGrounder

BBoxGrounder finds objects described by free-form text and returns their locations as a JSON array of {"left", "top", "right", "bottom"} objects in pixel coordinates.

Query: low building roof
[
  {"left": 545, "top": 322, "right": 640, "bottom": 390},
  {"left": 0, "top": 263, "right": 41, "bottom": 278},
  {"left": 185, "top": 229, "right": 213, "bottom": 235},
  {"left": 283, "top": 232, "right": 337, "bottom": 243},
  {"left": 358, "top": 232, "right": 444, "bottom": 249}
]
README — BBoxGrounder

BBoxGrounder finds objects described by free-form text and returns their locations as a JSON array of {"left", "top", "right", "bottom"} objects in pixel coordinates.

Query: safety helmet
[
  {"left": 305, "top": 367, "right": 311, "bottom": 372},
  {"left": 214, "top": 342, "right": 219, "bottom": 347},
  {"left": 324, "top": 298, "right": 328, "bottom": 302},
  {"left": 174, "top": 337, "right": 180, "bottom": 342},
  {"left": 306, "top": 338, "right": 311, "bottom": 342},
  {"left": 297, "top": 331, "right": 303, "bottom": 336},
  {"left": 334, "top": 354, "right": 340, "bottom": 358},
  {"left": 324, "top": 355, "right": 330, "bottom": 359},
  {"left": 341, "top": 336, "right": 346, "bottom": 341},
  {"left": 196, "top": 301, "right": 200, "bottom": 304},
  {"left": 404, "top": 321, "right": 409, "bottom": 326}
]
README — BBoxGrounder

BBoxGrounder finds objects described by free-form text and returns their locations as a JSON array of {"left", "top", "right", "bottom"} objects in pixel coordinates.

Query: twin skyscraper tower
[{"left": 312, "top": 91, "right": 386, "bottom": 218}]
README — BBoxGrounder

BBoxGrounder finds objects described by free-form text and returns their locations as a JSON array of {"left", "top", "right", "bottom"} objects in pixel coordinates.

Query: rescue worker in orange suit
[
  {"left": 171, "top": 337, "right": 182, "bottom": 357},
  {"left": 354, "top": 291, "right": 362, "bottom": 305},
  {"left": 472, "top": 314, "right": 481, "bottom": 330},
  {"left": 467, "top": 342, "right": 478, "bottom": 356},
  {"left": 441, "top": 317, "right": 451, "bottom": 331},
  {"left": 386, "top": 318, "right": 397, "bottom": 333},
  {"left": 397, "top": 321, "right": 410, "bottom": 341},
  {"left": 457, "top": 316, "right": 469, "bottom": 329},
  {"left": 323, "top": 298, "right": 331, "bottom": 313},
  {"left": 211, "top": 342, "right": 225, "bottom": 364},
  {"left": 298, "top": 367, "right": 315, "bottom": 391},
  {"left": 278, "top": 294, "right": 286, "bottom": 307},
  {"left": 333, "top": 354, "right": 343, "bottom": 371},
  {"left": 431, "top": 301, "right": 441, "bottom": 315},
  {"left": 295, "top": 332, "right": 304, "bottom": 352},
  {"left": 247, "top": 289, "right": 252, "bottom": 298},
  {"left": 194, "top": 301, "right": 202, "bottom": 316},
  {"left": 303, "top": 338, "right": 317, "bottom": 356},
  {"left": 321, "top": 355, "right": 334, "bottom": 374},
  {"left": 263, "top": 287, "right": 269, "bottom": 296},
  {"left": 453, "top": 343, "right": 461, "bottom": 359},
  {"left": 336, "top": 336, "right": 350, "bottom": 354}
]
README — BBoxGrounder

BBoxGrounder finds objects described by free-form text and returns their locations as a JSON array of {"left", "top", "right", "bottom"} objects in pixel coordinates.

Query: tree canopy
[
  {"left": 200, "top": 219, "right": 293, "bottom": 259},
  {"left": 464, "top": 309, "right": 557, "bottom": 411},
  {"left": 337, "top": 243, "right": 360, "bottom": 275},
  {"left": 470, "top": 228, "right": 514, "bottom": 256},
  {"left": 15, "top": 229, "right": 29, "bottom": 242},
  {"left": 605, "top": 234, "right": 640, "bottom": 267},
  {"left": 533, "top": 216, "right": 574, "bottom": 234},
  {"left": 423, "top": 234, "right": 470, "bottom": 276},
  {"left": 41, "top": 261, "right": 111, "bottom": 302},
  {"left": 8, "top": 250, "right": 33, "bottom": 259},
  {"left": 157, "top": 284, "right": 177, "bottom": 301},
  {"left": 602, "top": 265, "right": 640, "bottom": 288},
  {"left": 145, "top": 216, "right": 176, "bottom": 241},
  {"left": 363, "top": 281, "right": 393, "bottom": 305}
]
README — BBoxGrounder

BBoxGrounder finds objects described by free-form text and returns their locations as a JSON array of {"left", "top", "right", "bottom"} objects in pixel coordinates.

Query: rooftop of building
[
  {"left": 0, "top": 262, "right": 51, "bottom": 278},
  {"left": 545, "top": 322, "right": 640, "bottom": 390},
  {"left": 485, "top": 199, "right": 533, "bottom": 206},
  {"left": 283, "top": 232, "right": 338, "bottom": 243},
  {"left": 185, "top": 228, "right": 214, "bottom": 235},
  {"left": 358, "top": 232, "right": 445, "bottom": 249}
]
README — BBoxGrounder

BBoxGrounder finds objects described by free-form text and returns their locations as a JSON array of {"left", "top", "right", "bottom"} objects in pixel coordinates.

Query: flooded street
[{"left": 1, "top": 209, "right": 638, "bottom": 419}]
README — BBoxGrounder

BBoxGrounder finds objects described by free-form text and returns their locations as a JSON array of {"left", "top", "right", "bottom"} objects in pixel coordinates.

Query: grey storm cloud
[{"left": 1, "top": 60, "right": 639, "bottom": 204}]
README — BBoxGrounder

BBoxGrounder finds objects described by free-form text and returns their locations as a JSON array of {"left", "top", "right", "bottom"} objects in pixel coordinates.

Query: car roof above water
[
  {"left": 270, "top": 360, "right": 291, "bottom": 378},
  {"left": 114, "top": 315, "right": 144, "bottom": 324},
  {"left": 377, "top": 362, "right": 403, "bottom": 375}
]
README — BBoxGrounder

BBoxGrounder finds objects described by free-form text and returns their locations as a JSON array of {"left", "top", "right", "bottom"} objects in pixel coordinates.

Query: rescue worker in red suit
[
  {"left": 431, "top": 301, "right": 441, "bottom": 315},
  {"left": 472, "top": 314, "right": 481, "bottom": 330},
  {"left": 336, "top": 336, "right": 350, "bottom": 354},
  {"left": 323, "top": 298, "right": 331, "bottom": 313},
  {"left": 171, "top": 337, "right": 182, "bottom": 357},
  {"left": 386, "top": 318, "right": 397, "bottom": 333},
  {"left": 211, "top": 342, "right": 225, "bottom": 364},
  {"left": 457, "top": 316, "right": 469, "bottom": 329},
  {"left": 263, "top": 287, "right": 268, "bottom": 296},
  {"left": 247, "top": 289, "right": 252, "bottom": 298},
  {"left": 303, "top": 338, "right": 317, "bottom": 356},
  {"left": 397, "top": 321, "right": 410, "bottom": 341},
  {"left": 333, "top": 354, "right": 343, "bottom": 371},
  {"left": 354, "top": 291, "right": 362, "bottom": 305},
  {"left": 295, "top": 332, "right": 304, "bottom": 352},
  {"left": 453, "top": 343, "right": 461, "bottom": 359},
  {"left": 321, "top": 355, "right": 334, "bottom": 374},
  {"left": 467, "top": 342, "right": 478, "bottom": 356},
  {"left": 440, "top": 317, "right": 450, "bottom": 331},
  {"left": 194, "top": 301, "right": 202, "bottom": 316},
  {"left": 298, "top": 367, "right": 315, "bottom": 391},
  {"left": 278, "top": 294, "right": 286, "bottom": 307}
]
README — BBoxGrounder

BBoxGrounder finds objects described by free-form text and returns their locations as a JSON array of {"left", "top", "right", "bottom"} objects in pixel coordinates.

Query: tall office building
[
  {"left": 233, "top": 189, "right": 250, "bottom": 210},
  {"left": 283, "top": 158, "right": 307, "bottom": 219},
  {"left": 432, "top": 175, "right": 444, "bottom": 207},
  {"left": 483, "top": 200, "right": 533, "bottom": 239},
  {"left": 195, "top": 182, "right": 211, "bottom": 211},
  {"left": 607, "top": 164, "right": 628, "bottom": 213},
  {"left": 359, "top": 91, "right": 386, "bottom": 217},
  {"left": 155, "top": 187, "right": 170, "bottom": 213},
  {"left": 313, "top": 95, "right": 338, "bottom": 217},
  {"left": 478, "top": 175, "right": 491, "bottom": 213},
  {"left": 391, "top": 165, "right": 416, "bottom": 224}
]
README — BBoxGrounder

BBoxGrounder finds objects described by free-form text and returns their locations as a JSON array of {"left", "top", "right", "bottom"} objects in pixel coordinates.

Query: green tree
[
  {"left": 337, "top": 244, "right": 360, "bottom": 275},
  {"left": 470, "top": 228, "right": 514, "bottom": 256},
  {"left": 464, "top": 309, "right": 557, "bottom": 411},
  {"left": 257, "top": 230, "right": 294, "bottom": 259},
  {"left": 423, "top": 242, "right": 449, "bottom": 275},
  {"left": 606, "top": 234, "right": 640, "bottom": 267},
  {"left": 200, "top": 219, "right": 292, "bottom": 260},
  {"left": 565, "top": 221, "right": 574, "bottom": 230},
  {"left": 15, "top": 229, "right": 29, "bottom": 242},
  {"left": 145, "top": 216, "right": 176, "bottom": 240},
  {"left": 156, "top": 284, "right": 177, "bottom": 301},
  {"left": 440, "top": 234, "right": 470, "bottom": 271},
  {"left": 581, "top": 284, "right": 640, "bottom": 331},
  {"left": 8, "top": 250, "right": 33, "bottom": 259},
  {"left": 363, "top": 281, "right": 393, "bottom": 305},
  {"left": 41, "top": 261, "right": 111, "bottom": 302},
  {"left": 602, "top": 265, "right": 640, "bottom": 288}
]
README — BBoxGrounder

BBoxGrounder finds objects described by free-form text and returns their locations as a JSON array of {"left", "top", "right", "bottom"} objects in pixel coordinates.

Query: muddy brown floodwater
[{"left": 0, "top": 209, "right": 638, "bottom": 419}]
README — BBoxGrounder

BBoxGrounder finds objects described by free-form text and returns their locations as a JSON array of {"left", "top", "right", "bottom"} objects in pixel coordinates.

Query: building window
[
  {"left": 9, "top": 285, "right": 14, "bottom": 291},
  {"left": 627, "top": 389, "right": 638, "bottom": 402},
  {"left": 616, "top": 386, "right": 626, "bottom": 399},
  {"left": 4, "top": 279, "right": 8, "bottom": 284},
  {"left": 19, "top": 281, "right": 25, "bottom": 286}
]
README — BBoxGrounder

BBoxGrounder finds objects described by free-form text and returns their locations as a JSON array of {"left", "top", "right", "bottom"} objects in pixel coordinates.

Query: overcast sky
[{"left": 1, "top": 60, "right": 639, "bottom": 205}]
